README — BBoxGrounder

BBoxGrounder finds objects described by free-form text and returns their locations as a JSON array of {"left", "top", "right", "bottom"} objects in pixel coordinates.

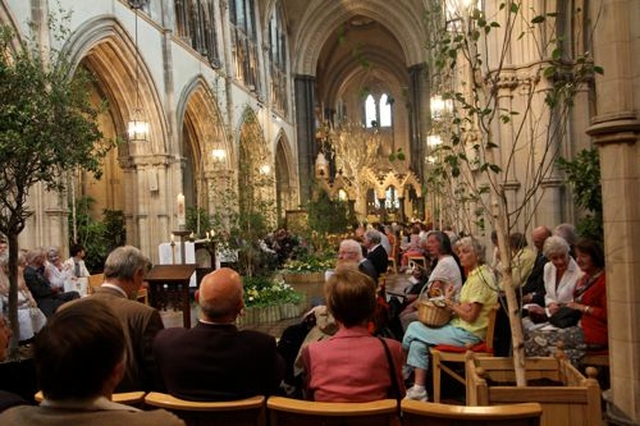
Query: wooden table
[{"left": 145, "top": 264, "right": 197, "bottom": 328}]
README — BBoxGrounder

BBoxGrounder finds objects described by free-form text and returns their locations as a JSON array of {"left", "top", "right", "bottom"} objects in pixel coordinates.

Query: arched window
[
  {"left": 268, "top": 5, "right": 288, "bottom": 115},
  {"left": 174, "top": 0, "right": 220, "bottom": 68},
  {"left": 365, "top": 95, "right": 376, "bottom": 128},
  {"left": 380, "top": 94, "right": 392, "bottom": 127},
  {"left": 364, "top": 93, "right": 393, "bottom": 128},
  {"left": 230, "top": 0, "right": 259, "bottom": 92}
]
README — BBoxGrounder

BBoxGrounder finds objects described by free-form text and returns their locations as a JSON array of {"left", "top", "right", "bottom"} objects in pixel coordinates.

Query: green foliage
[
  {"left": 306, "top": 188, "right": 353, "bottom": 235},
  {"left": 242, "top": 276, "right": 303, "bottom": 307},
  {"left": 282, "top": 254, "right": 336, "bottom": 273},
  {"left": 70, "top": 196, "right": 125, "bottom": 273},
  {"left": 0, "top": 13, "right": 110, "bottom": 357},
  {"left": 0, "top": 24, "right": 109, "bottom": 237},
  {"left": 557, "top": 149, "right": 603, "bottom": 241}
]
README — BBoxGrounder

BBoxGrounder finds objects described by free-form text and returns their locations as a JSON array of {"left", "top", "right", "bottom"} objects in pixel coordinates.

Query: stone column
[
  {"left": 408, "top": 64, "right": 427, "bottom": 182},
  {"left": 294, "top": 75, "right": 316, "bottom": 203},
  {"left": 586, "top": 0, "right": 640, "bottom": 422}
]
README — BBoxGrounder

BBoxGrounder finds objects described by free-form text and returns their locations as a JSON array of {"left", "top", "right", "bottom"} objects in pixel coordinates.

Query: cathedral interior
[{"left": 1, "top": 0, "right": 639, "bottom": 422}]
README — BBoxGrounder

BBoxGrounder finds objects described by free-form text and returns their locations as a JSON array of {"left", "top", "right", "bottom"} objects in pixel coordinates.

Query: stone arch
[
  {"left": 274, "top": 130, "right": 297, "bottom": 219},
  {"left": 176, "top": 76, "right": 229, "bottom": 219},
  {"left": 63, "top": 15, "right": 169, "bottom": 155},
  {"left": 238, "top": 108, "right": 274, "bottom": 220},
  {"left": 59, "top": 15, "right": 172, "bottom": 253},
  {"left": 292, "top": 0, "right": 427, "bottom": 75}
]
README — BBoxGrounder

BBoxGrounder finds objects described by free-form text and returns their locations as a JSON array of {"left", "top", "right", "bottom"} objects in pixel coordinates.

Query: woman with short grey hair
[{"left": 526, "top": 235, "right": 582, "bottom": 320}]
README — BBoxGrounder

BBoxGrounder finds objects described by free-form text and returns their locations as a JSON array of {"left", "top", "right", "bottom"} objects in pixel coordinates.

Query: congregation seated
[
  {"left": 0, "top": 313, "right": 28, "bottom": 413},
  {"left": 153, "top": 268, "right": 285, "bottom": 401},
  {"left": 403, "top": 237, "right": 497, "bottom": 401},
  {"left": 363, "top": 230, "right": 389, "bottom": 276},
  {"left": 525, "top": 238, "right": 607, "bottom": 366},
  {"left": 399, "top": 225, "right": 424, "bottom": 269},
  {"left": 301, "top": 268, "right": 405, "bottom": 402},
  {"left": 0, "top": 253, "right": 46, "bottom": 343},
  {"left": 524, "top": 236, "right": 582, "bottom": 325},
  {"left": 23, "top": 248, "right": 79, "bottom": 317},
  {"left": 399, "top": 231, "right": 463, "bottom": 331},
  {"left": 0, "top": 298, "right": 184, "bottom": 426}
]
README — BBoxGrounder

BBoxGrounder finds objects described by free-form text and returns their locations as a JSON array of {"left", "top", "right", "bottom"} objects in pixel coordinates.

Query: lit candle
[
  {"left": 177, "top": 193, "right": 186, "bottom": 226},
  {"left": 210, "top": 229, "right": 215, "bottom": 238},
  {"left": 170, "top": 234, "right": 175, "bottom": 243},
  {"left": 205, "top": 231, "right": 210, "bottom": 240}
]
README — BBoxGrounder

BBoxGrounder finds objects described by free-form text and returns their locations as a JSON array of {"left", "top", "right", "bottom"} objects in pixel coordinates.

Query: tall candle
[{"left": 177, "top": 193, "right": 186, "bottom": 226}]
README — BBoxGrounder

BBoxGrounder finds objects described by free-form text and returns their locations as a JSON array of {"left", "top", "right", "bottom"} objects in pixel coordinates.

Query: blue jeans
[{"left": 402, "top": 322, "right": 480, "bottom": 370}]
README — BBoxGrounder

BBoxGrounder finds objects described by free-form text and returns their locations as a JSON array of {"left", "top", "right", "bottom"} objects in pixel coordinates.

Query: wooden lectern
[{"left": 145, "top": 264, "right": 197, "bottom": 328}]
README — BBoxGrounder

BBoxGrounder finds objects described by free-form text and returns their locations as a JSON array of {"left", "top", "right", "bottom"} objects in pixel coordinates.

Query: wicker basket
[
  {"left": 417, "top": 300, "right": 451, "bottom": 327},
  {"left": 416, "top": 284, "right": 451, "bottom": 327}
]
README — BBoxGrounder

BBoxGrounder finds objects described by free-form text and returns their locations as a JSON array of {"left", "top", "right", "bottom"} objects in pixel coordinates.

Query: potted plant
[
  {"left": 237, "top": 275, "right": 305, "bottom": 327},
  {"left": 281, "top": 255, "right": 335, "bottom": 305}
]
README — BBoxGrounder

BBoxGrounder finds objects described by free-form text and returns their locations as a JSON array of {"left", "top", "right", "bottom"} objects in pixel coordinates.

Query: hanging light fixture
[{"left": 127, "top": 0, "right": 149, "bottom": 142}]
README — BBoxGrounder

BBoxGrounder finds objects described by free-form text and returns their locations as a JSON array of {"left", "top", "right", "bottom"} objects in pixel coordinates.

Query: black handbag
[{"left": 549, "top": 306, "right": 582, "bottom": 328}]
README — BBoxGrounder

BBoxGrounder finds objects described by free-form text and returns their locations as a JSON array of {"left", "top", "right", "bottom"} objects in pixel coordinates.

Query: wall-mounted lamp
[
  {"left": 127, "top": 0, "right": 150, "bottom": 142},
  {"left": 211, "top": 147, "right": 227, "bottom": 163},
  {"left": 430, "top": 95, "right": 452, "bottom": 119},
  {"left": 259, "top": 164, "right": 271, "bottom": 175}
]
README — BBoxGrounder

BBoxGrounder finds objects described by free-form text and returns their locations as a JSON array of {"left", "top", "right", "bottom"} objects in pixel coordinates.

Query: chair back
[
  {"left": 485, "top": 303, "right": 500, "bottom": 352},
  {"left": 401, "top": 400, "right": 542, "bottom": 426},
  {"left": 267, "top": 396, "right": 398, "bottom": 426},
  {"left": 144, "top": 392, "right": 265, "bottom": 426},
  {"left": 87, "top": 273, "right": 104, "bottom": 294}
]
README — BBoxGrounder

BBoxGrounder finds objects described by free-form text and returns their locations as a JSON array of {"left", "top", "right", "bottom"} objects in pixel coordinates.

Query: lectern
[{"left": 145, "top": 264, "right": 197, "bottom": 328}]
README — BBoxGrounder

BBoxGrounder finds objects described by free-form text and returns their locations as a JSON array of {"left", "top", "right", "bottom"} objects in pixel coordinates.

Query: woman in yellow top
[{"left": 402, "top": 236, "right": 498, "bottom": 401}]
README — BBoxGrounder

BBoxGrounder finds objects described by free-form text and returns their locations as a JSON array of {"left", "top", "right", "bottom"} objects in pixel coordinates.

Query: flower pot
[
  {"left": 280, "top": 300, "right": 306, "bottom": 319},
  {"left": 283, "top": 272, "right": 325, "bottom": 306},
  {"left": 466, "top": 355, "right": 602, "bottom": 426}
]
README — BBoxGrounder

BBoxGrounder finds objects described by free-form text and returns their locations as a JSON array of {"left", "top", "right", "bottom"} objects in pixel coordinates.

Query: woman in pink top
[{"left": 301, "top": 268, "right": 406, "bottom": 402}]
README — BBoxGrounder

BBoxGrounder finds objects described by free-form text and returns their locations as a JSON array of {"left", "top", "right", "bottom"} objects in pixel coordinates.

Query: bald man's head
[
  {"left": 531, "top": 226, "right": 552, "bottom": 251},
  {"left": 198, "top": 268, "right": 244, "bottom": 322}
]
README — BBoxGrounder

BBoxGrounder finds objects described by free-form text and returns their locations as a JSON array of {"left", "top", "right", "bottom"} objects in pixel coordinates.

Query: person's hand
[
  {"left": 444, "top": 282, "right": 455, "bottom": 300},
  {"left": 527, "top": 304, "right": 545, "bottom": 315},
  {"left": 565, "top": 301, "right": 582, "bottom": 311},
  {"left": 548, "top": 302, "right": 561, "bottom": 315},
  {"left": 522, "top": 293, "right": 533, "bottom": 303}
]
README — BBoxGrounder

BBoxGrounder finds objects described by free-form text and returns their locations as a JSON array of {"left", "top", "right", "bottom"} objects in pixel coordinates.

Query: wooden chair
[
  {"left": 144, "top": 392, "right": 266, "bottom": 426},
  {"left": 402, "top": 400, "right": 543, "bottom": 426},
  {"left": 267, "top": 396, "right": 398, "bottom": 426},
  {"left": 87, "top": 273, "right": 105, "bottom": 294},
  {"left": 407, "top": 255, "right": 427, "bottom": 271},
  {"left": 430, "top": 303, "right": 499, "bottom": 403},
  {"left": 87, "top": 272, "right": 147, "bottom": 304},
  {"left": 35, "top": 390, "right": 146, "bottom": 407}
]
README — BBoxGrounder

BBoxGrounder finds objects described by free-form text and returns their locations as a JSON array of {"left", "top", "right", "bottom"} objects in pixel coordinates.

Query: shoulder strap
[{"left": 377, "top": 337, "right": 401, "bottom": 417}]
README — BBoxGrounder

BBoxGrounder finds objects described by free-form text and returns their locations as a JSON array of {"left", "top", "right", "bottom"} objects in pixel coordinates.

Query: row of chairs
[{"left": 35, "top": 391, "right": 542, "bottom": 426}]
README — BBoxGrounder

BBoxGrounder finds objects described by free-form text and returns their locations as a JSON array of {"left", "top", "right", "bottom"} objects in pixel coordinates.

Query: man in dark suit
[
  {"left": 364, "top": 229, "right": 388, "bottom": 276},
  {"left": 91, "top": 246, "right": 164, "bottom": 392},
  {"left": 153, "top": 268, "right": 285, "bottom": 401},
  {"left": 338, "top": 239, "right": 378, "bottom": 284},
  {"left": 522, "top": 225, "right": 552, "bottom": 307}
]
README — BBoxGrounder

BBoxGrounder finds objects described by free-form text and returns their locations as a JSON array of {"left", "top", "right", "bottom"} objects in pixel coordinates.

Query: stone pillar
[
  {"left": 294, "top": 75, "right": 317, "bottom": 203},
  {"left": 586, "top": 0, "right": 640, "bottom": 422},
  {"left": 408, "top": 64, "right": 427, "bottom": 183}
]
